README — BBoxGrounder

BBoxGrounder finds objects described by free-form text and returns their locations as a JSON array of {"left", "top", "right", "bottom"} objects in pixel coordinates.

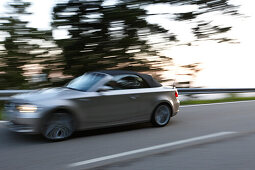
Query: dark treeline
[{"left": 0, "top": 0, "right": 239, "bottom": 89}]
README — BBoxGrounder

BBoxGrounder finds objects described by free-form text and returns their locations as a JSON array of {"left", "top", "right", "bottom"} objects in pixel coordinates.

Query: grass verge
[{"left": 181, "top": 96, "right": 255, "bottom": 105}]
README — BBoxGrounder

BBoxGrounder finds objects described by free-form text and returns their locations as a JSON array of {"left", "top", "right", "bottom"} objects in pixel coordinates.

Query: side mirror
[{"left": 97, "top": 86, "right": 113, "bottom": 92}]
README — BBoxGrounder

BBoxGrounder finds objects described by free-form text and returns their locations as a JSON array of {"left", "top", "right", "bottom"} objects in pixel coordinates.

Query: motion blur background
[{"left": 0, "top": 0, "right": 254, "bottom": 90}]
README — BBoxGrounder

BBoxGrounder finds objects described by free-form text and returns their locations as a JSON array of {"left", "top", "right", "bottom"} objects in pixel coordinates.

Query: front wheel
[
  {"left": 151, "top": 104, "right": 171, "bottom": 127},
  {"left": 42, "top": 112, "right": 74, "bottom": 141}
]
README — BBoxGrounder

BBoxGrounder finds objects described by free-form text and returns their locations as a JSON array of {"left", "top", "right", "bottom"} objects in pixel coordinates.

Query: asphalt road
[{"left": 1, "top": 100, "right": 255, "bottom": 170}]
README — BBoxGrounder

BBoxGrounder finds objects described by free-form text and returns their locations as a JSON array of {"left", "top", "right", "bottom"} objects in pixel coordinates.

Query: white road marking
[
  {"left": 180, "top": 100, "right": 255, "bottom": 108},
  {"left": 68, "top": 131, "right": 237, "bottom": 168},
  {"left": 0, "top": 121, "right": 7, "bottom": 123}
]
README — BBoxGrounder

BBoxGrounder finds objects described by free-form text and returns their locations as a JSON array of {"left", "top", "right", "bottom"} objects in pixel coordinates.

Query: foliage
[
  {"left": 0, "top": 0, "right": 240, "bottom": 89},
  {"left": 0, "top": 0, "right": 57, "bottom": 89},
  {"left": 52, "top": 0, "right": 239, "bottom": 85},
  {"left": 52, "top": 0, "right": 173, "bottom": 80}
]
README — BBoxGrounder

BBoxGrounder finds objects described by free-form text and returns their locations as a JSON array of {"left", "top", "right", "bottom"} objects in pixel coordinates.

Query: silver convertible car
[{"left": 3, "top": 70, "right": 180, "bottom": 141}]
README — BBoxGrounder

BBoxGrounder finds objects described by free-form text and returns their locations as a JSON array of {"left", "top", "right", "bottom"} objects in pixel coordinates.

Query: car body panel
[
  {"left": 74, "top": 91, "right": 138, "bottom": 129},
  {"left": 3, "top": 71, "right": 180, "bottom": 134}
]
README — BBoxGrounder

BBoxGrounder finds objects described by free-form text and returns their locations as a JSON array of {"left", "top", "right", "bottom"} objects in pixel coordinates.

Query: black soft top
[{"left": 95, "top": 70, "right": 162, "bottom": 88}]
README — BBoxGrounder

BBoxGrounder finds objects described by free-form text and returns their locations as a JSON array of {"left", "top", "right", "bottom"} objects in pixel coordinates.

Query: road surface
[{"left": 1, "top": 100, "right": 255, "bottom": 170}]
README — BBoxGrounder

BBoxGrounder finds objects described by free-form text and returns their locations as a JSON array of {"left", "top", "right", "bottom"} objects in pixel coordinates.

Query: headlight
[{"left": 16, "top": 105, "right": 37, "bottom": 113}]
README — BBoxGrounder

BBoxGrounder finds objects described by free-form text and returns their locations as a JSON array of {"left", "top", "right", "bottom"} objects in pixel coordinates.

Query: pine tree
[
  {"left": 52, "top": 0, "right": 238, "bottom": 83},
  {"left": 52, "top": 0, "right": 173, "bottom": 78},
  {"left": 0, "top": 0, "right": 55, "bottom": 89}
]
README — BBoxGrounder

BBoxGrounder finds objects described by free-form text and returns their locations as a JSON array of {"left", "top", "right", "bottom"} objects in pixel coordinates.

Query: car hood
[{"left": 11, "top": 87, "right": 82, "bottom": 102}]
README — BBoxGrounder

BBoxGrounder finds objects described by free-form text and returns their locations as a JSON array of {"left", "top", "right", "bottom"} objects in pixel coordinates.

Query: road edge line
[{"left": 68, "top": 131, "right": 237, "bottom": 168}]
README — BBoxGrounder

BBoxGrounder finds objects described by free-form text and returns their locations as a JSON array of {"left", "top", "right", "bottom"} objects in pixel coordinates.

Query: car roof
[{"left": 93, "top": 70, "right": 162, "bottom": 88}]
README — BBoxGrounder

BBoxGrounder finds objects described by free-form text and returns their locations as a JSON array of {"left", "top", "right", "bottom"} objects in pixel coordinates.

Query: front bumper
[
  {"left": 3, "top": 110, "right": 42, "bottom": 134},
  {"left": 6, "top": 121, "right": 38, "bottom": 133}
]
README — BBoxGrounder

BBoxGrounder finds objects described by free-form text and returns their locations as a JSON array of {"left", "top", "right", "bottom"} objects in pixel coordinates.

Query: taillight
[{"left": 175, "top": 90, "right": 178, "bottom": 98}]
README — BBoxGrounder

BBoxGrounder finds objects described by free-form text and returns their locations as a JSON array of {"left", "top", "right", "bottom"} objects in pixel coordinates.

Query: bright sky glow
[{"left": 146, "top": 0, "right": 255, "bottom": 88}]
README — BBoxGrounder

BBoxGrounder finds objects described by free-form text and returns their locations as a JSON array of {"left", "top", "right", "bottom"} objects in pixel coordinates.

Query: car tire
[
  {"left": 151, "top": 104, "right": 172, "bottom": 127},
  {"left": 42, "top": 112, "right": 74, "bottom": 141}
]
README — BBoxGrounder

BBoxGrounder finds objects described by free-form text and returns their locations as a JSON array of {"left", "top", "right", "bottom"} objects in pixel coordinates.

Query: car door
[
  {"left": 99, "top": 89, "right": 140, "bottom": 124},
  {"left": 78, "top": 75, "right": 145, "bottom": 128},
  {"left": 104, "top": 74, "right": 150, "bottom": 123}
]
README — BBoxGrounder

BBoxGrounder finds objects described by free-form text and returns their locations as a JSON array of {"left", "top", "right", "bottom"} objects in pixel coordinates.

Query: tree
[
  {"left": 52, "top": 0, "right": 239, "bottom": 85},
  {"left": 0, "top": 0, "right": 240, "bottom": 89},
  {"left": 52, "top": 0, "right": 173, "bottom": 79},
  {"left": 0, "top": 0, "right": 56, "bottom": 89}
]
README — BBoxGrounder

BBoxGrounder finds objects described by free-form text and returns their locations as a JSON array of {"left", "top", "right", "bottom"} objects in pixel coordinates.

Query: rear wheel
[
  {"left": 151, "top": 104, "right": 171, "bottom": 127},
  {"left": 42, "top": 112, "right": 74, "bottom": 141}
]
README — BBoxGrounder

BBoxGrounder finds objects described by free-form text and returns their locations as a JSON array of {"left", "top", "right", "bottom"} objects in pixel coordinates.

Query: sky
[
  {"left": 171, "top": 0, "right": 255, "bottom": 88},
  {"left": 0, "top": 0, "right": 55, "bottom": 30},
  {"left": 0, "top": 0, "right": 255, "bottom": 88}
]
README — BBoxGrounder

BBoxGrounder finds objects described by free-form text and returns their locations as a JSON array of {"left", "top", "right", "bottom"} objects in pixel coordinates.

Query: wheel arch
[
  {"left": 152, "top": 100, "right": 173, "bottom": 117},
  {"left": 39, "top": 106, "right": 80, "bottom": 132}
]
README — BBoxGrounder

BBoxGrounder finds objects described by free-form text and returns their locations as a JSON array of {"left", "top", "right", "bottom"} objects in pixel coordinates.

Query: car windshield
[{"left": 66, "top": 73, "right": 105, "bottom": 91}]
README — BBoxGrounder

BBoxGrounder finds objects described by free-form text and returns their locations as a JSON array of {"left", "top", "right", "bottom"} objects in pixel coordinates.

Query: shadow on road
[
  {"left": 72, "top": 119, "right": 179, "bottom": 139},
  {"left": 72, "top": 122, "right": 153, "bottom": 139},
  {"left": 0, "top": 119, "right": 179, "bottom": 144}
]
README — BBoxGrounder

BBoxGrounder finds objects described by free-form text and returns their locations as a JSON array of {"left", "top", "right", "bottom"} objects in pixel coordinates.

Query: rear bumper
[
  {"left": 172, "top": 111, "right": 178, "bottom": 117},
  {"left": 172, "top": 99, "right": 180, "bottom": 117}
]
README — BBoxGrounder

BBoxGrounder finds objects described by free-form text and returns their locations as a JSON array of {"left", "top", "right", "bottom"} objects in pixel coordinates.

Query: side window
[{"left": 106, "top": 75, "right": 148, "bottom": 90}]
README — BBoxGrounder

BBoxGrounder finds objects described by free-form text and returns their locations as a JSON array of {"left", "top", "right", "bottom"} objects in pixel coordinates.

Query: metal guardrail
[
  {"left": 1, "top": 88, "right": 255, "bottom": 100},
  {"left": 177, "top": 88, "right": 255, "bottom": 95}
]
